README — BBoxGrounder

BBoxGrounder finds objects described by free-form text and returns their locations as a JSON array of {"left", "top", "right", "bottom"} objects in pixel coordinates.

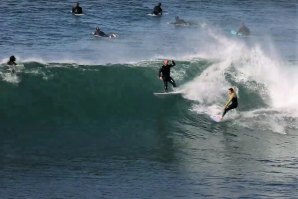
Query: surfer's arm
[
  {"left": 224, "top": 93, "right": 236, "bottom": 108},
  {"left": 224, "top": 97, "right": 233, "bottom": 108},
  {"left": 170, "top": 60, "right": 176, "bottom": 67},
  {"left": 158, "top": 68, "right": 162, "bottom": 77}
]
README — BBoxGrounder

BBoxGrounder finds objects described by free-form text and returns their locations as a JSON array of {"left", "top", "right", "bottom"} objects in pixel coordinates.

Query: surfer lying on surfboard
[
  {"left": 93, "top": 27, "right": 117, "bottom": 38},
  {"left": 158, "top": 60, "right": 177, "bottom": 92},
  {"left": 94, "top": 27, "right": 109, "bottom": 37},
  {"left": 221, "top": 88, "right": 238, "bottom": 120}
]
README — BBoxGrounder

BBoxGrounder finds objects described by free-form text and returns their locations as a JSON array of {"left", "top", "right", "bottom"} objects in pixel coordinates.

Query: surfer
[
  {"left": 237, "top": 23, "right": 250, "bottom": 35},
  {"left": 159, "top": 60, "right": 176, "bottom": 92},
  {"left": 94, "top": 27, "right": 109, "bottom": 37},
  {"left": 152, "top": 3, "right": 163, "bottom": 16},
  {"left": 72, "top": 2, "right": 83, "bottom": 14},
  {"left": 6, "top": 55, "right": 16, "bottom": 73},
  {"left": 174, "top": 16, "right": 187, "bottom": 25},
  {"left": 7, "top": 55, "right": 16, "bottom": 66},
  {"left": 222, "top": 88, "right": 238, "bottom": 120}
]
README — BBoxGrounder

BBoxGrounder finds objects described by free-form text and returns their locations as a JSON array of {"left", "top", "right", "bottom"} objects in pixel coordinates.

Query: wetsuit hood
[{"left": 10, "top": 56, "right": 16, "bottom": 62}]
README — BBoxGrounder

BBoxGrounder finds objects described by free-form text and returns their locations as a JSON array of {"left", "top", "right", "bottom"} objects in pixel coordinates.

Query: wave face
[
  {"left": 1, "top": 44, "right": 297, "bottom": 137},
  {"left": 0, "top": 61, "right": 201, "bottom": 142}
]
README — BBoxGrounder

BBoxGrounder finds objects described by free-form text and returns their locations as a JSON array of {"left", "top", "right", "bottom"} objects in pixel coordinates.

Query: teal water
[{"left": 0, "top": 0, "right": 297, "bottom": 198}]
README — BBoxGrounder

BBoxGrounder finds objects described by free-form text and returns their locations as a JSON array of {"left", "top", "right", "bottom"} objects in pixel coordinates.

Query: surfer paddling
[
  {"left": 221, "top": 88, "right": 238, "bottom": 120},
  {"left": 94, "top": 27, "right": 109, "bottom": 37},
  {"left": 158, "top": 60, "right": 177, "bottom": 92}
]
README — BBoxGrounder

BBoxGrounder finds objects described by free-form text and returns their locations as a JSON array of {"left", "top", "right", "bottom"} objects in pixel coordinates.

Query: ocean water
[{"left": 0, "top": 0, "right": 297, "bottom": 198}]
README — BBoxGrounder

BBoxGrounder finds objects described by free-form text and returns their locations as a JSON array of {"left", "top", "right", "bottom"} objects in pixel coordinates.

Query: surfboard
[
  {"left": 71, "top": 11, "right": 84, "bottom": 16},
  {"left": 92, "top": 32, "right": 105, "bottom": 37},
  {"left": 153, "top": 91, "right": 182, "bottom": 96},
  {"left": 210, "top": 115, "right": 222, "bottom": 122},
  {"left": 92, "top": 32, "right": 117, "bottom": 39},
  {"left": 147, "top": 13, "right": 160, "bottom": 17}
]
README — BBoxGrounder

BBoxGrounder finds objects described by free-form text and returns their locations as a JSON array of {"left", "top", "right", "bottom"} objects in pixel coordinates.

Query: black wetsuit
[
  {"left": 94, "top": 30, "right": 108, "bottom": 37},
  {"left": 159, "top": 61, "right": 176, "bottom": 91},
  {"left": 72, "top": 6, "right": 83, "bottom": 14},
  {"left": 7, "top": 61, "right": 16, "bottom": 66},
  {"left": 222, "top": 96, "right": 238, "bottom": 117},
  {"left": 153, "top": 6, "right": 162, "bottom": 15}
]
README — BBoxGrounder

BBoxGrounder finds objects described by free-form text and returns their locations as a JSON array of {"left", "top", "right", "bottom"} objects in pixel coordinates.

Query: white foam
[
  {"left": 0, "top": 72, "right": 21, "bottom": 84},
  {"left": 180, "top": 28, "right": 298, "bottom": 133}
]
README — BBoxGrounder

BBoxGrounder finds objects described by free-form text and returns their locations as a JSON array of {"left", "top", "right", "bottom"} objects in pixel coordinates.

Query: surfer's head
[
  {"left": 163, "top": 59, "right": 169, "bottom": 65},
  {"left": 228, "top": 88, "right": 235, "bottom": 94},
  {"left": 76, "top": 2, "right": 80, "bottom": 7},
  {"left": 175, "top": 16, "right": 179, "bottom": 20},
  {"left": 158, "top": 2, "right": 161, "bottom": 6},
  {"left": 9, "top": 55, "right": 16, "bottom": 62}
]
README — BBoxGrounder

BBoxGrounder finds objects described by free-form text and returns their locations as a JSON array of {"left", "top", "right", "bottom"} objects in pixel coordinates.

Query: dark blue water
[{"left": 0, "top": 0, "right": 297, "bottom": 198}]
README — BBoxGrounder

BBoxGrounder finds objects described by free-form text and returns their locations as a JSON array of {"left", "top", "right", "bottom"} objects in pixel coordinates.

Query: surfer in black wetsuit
[
  {"left": 7, "top": 55, "right": 16, "bottom": 66},
  {"left": 237, "top": 23, "right": 250, "bottom": 35},
  {"left": 152, "top": 3, "right": 162, "bottom": 16},
  {"left": 94, "top": 27, "right": 109, "bottom": 37},
  {"left": 222, "top": 88, "right": 238, "bottom": 119},
  {"left": 72, "top": 2, "right": 83, "bottom": 14},
  {"left": 159, "top": 60, "right": 176, "bottom": 92},
  {"left": 6, "top": 55, "right": 16, "bottom": 73}
]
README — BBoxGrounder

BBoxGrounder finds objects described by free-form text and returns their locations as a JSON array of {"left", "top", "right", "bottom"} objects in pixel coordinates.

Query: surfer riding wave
[
  {"left": 222, "top": 88, "right": 238, "bottom": 120},
  {"left": 158, "top": 60, "right": 177, "bottom": 92}
]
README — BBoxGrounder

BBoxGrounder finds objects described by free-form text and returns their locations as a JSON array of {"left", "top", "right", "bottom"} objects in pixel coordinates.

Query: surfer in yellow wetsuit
[{"left": 221, "top": 88, "right": 238, "bottom": 120}]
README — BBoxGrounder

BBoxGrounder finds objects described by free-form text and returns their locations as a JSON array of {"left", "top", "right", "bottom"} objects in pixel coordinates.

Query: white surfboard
[
  {"left": 92, "top": 32, "right": 118, "bottom": 39},
  {"left": 210, "top": 115, "right": 222, "bottom": 122},
  {"left": 153, "top": 91, "right": 182, "bottom": 96},
  {"left": 71, "top": 11, "right": 84, "bottom": 16},
  {"left": 147, "top": 13, "right": 160, "bottom": 17}
]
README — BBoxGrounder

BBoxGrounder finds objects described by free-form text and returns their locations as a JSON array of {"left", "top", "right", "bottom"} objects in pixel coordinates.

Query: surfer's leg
[
  {"left": 163, "top": 78, "right": 168, "bottom": 91},
  {"left": 169, "top": 77, "right": 176, "bottom": 87},
  {"left": 222, "top": 104, "right": 237, "bottom": 117},
  {"left": 222, "top": 108, "right": 228, "bottom": 117}
]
